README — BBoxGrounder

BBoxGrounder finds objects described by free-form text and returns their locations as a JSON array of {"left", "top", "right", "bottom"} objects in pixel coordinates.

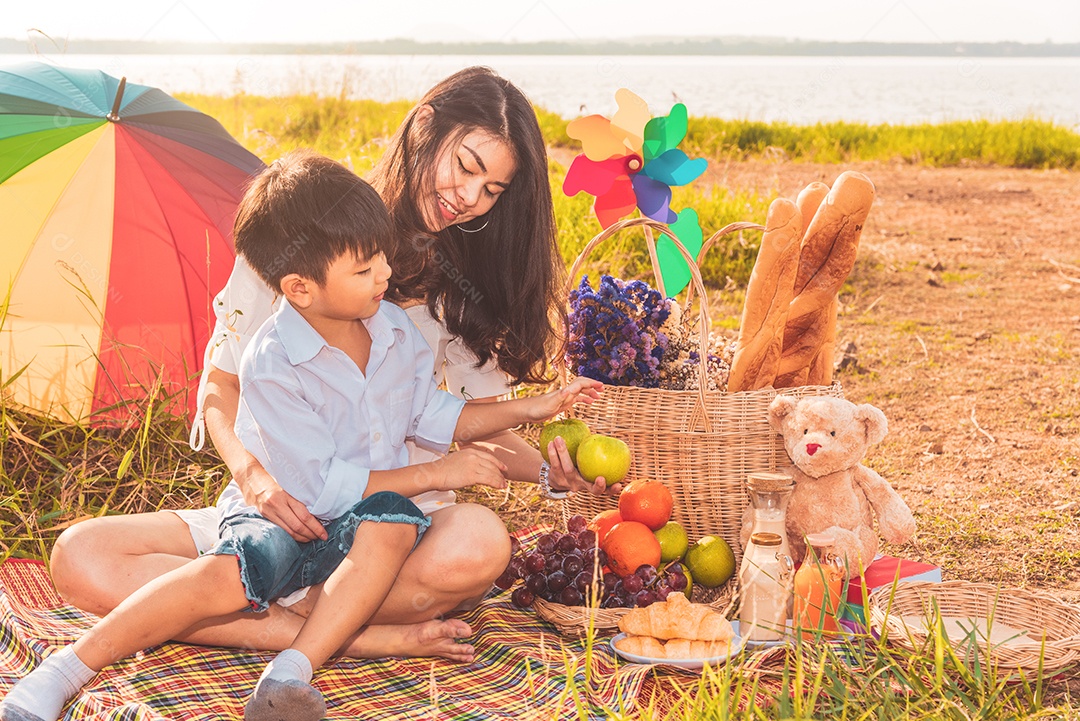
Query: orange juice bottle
[{"left": 793, "top": 533, "right": 845, "bottom": 639}]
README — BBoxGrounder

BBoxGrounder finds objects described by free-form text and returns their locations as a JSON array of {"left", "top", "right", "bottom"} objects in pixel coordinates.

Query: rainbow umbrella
[{"left": 0, "top": 62, "right": 264, "bottom": 422}]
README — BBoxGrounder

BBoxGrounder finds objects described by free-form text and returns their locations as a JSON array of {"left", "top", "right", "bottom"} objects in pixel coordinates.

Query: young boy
[{"left": 0, "top": 151, "right": 600, "bottom": 721}]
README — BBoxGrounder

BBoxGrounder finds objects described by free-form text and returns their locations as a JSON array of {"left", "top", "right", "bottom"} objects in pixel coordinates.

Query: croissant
[
  {"left": 615, "top": 634, "right": 733, "bottom": 659},
  {"left": 617, "top": 593, "right": 734, "bottom": 641}
]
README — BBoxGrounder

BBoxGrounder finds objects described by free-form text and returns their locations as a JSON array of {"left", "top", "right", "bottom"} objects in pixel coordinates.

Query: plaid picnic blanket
[{"left": 0, "top": 527, "right": 794, "bottom": 719}]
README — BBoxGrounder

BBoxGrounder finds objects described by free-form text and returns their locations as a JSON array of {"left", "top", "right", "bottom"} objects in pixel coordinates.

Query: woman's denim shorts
[{"left": 209, "top": 491, "right": 430, "bottom": 612}]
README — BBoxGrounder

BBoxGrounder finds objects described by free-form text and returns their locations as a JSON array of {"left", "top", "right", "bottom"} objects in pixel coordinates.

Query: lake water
[{"left": 2, "top": 53, "right": 1078, "bottom": 127}]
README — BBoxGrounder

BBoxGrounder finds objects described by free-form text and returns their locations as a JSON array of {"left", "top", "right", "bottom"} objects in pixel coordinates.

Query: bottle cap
[
  {"left": 747, "top": 471, "right": 794, "bottom": 491},
  {"left": 749, "top": 532, "right": 784, "bottom": 547}
]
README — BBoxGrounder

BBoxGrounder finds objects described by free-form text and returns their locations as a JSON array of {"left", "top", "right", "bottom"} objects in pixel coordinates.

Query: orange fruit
[
  {"left": 602, "top": 521, "right": 662, "bottom": 577},
  {"left": 588, "top": 509, "right": 623, "bottom": 545},
  {"left": 618, "top": 479, "right": 674, "bottom": 531}
]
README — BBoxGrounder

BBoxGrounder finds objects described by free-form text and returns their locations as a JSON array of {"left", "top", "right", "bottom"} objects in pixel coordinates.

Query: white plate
[
  {"left": 733, "top": 619, "right": 795, "bottom": 649},
  {"left": 610, "top": 632, "right": 747, "bottom": 670}
]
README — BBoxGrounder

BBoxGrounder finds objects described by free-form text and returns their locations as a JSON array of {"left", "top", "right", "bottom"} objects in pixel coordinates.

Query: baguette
[
  {"left": 799, "top": 183, "right": 838, "bottom": 386},
  {"left": 806, "top": 297, "right": 837, "bottom": 386},
  {"left": 775, "top": 172, "right": 875, "bottom": 387},
  {"left": 726, "top": 198, "right": 802, "bottom": 392},
  {"left": 615, "top": 634, "right": 733, "bottom": 660},
  {"left": 794, "top": 182, "right": 830, "bottom": 244},
  {"left": 617, "top": 592, "right": 734, "bottom": 641}
]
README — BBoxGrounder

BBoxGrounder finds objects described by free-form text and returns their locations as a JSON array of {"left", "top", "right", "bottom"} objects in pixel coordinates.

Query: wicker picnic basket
[
  {"left": 868, "top": 580, "right": 1080, "bottom": 676},
  {"left": 534, "top": 217, "right": 842, "bottom": 636}
]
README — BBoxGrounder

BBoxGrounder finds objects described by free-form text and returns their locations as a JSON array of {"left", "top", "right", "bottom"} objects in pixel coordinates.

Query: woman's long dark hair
[{"left": 371, "top": 67, "right": 563, "bottom": 386}]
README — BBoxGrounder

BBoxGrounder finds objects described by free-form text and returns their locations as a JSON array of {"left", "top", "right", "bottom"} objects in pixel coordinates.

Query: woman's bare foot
[{"left": 340, "top": 620, "right": 474, "bottom": 662}]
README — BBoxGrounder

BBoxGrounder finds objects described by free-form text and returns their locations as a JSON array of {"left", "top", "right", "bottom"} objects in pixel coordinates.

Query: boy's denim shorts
[{"left": 209, "top": 491, "right": 430, "bottom": 613}]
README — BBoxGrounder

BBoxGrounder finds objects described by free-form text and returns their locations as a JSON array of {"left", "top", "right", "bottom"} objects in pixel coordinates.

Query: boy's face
[
  {"left": 423, "top": 130, "right": 517, "bottom": 232},
  {"left": 309, "top": 250, "right": 392, "bottom": 321}
]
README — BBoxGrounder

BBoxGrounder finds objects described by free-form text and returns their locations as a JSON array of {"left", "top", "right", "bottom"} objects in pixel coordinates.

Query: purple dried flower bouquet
[{"left": 567, "top": 274, "right": 733, "bottom": 390}]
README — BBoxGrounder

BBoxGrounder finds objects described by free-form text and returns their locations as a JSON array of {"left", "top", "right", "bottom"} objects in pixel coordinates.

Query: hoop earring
[{"left": 457, "top": 218, "right": 489, "bottom": 234}]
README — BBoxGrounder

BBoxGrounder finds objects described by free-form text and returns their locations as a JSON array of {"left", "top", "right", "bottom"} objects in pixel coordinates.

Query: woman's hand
[
  {"left": 433, "top": 447, "right": 509, "bottom": 492},
  {"left": 529, "top": 378, "right": 603, "bottom": 422},
  {"left": 237, "top": 462, "right": 328, "bottom": 542},
  {"left": 545, "top": 436, "right": 622, "bottom": 497}
]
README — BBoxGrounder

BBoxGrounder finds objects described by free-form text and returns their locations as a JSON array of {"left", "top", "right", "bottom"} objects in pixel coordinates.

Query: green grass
[
  {"left": 676, "top": 118, "right": 1080, "bottom": 169},
  {"left": 563, "top": 595, "right": 1076, "bottom": 720},
  {"left": 180, "top": 93, "right": 1080, "bottom": 173}
]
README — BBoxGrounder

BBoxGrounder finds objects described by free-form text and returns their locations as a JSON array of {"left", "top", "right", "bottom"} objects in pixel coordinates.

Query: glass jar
[
  {"left": 746, "top": 471, "right": 794, "bottom": 562},
  {"left": 792, "top": 532, "right": 846, "bottom": 640},
  {"left": 738, "top": 532, "right": 794, "bottom": 642}
]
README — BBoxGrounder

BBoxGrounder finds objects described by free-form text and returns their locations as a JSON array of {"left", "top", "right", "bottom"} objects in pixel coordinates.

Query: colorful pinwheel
[{"left": 563, "top": 89, "right": 709, "bottom": 294}]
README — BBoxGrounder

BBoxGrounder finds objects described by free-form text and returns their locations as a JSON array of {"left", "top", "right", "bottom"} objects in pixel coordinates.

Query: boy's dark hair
[{"left": 234, "top": 149, "right": 394, "bottom": 290}]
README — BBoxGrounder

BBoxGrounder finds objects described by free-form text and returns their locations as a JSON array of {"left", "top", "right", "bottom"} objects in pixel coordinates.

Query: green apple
[
  {"left": 575, "top": 434, "right": 631, "bottom": 487},
  {"left": 684, "top": 535, "right": 736, "bottom": 588},
  {"left": 538, "top": 418, "right": 591, "bottom": 464},
  {"left": 654, "top": 521, "right": 689, "bottom": 563}
]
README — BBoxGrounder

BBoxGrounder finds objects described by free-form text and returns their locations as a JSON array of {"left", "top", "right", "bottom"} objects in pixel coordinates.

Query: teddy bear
[{"left": 741, "top": 395, "right": 916, "bottom": 578}]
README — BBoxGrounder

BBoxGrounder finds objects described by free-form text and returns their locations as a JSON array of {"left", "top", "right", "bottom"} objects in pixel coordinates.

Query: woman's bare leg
[
  {"left": 50, "top": 511, "right": 201, "bottom": 615},
  {"left": 48, "top": 503, "right": 511, "bottom": 660}
]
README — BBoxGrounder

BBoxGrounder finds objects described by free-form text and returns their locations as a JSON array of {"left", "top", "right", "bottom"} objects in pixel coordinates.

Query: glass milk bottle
[
  {"left": 745, "top": 471, "right": 794, "bottom": 561},
  {"left": 738, "top": 532, "right": 794, "bottom": 642},
  {"left": 793, "top": 532, "right": 846, "bottom": 640}
]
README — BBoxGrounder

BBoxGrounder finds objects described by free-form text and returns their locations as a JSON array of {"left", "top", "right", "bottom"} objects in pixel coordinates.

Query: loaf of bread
[
  {"left": 726, "top": 198, "right": 802, "bottom": 392},
  {"left": 805, "top": 297, "right": 837, "bottom": 386},
  {"left": 615, "top": 633, "right": 734, "bottom": 659},
  {"left": 795, "top": 182, "right": 830, "bottom": 240},
  {"left": 799, "top": 180, "right": 838, "bottom": 388},
  {"left": 774, "top": 172, "right": 875, "bottom": 388},
  {"left": 617, "top": 592, "right": 734, "bottom": 641}
]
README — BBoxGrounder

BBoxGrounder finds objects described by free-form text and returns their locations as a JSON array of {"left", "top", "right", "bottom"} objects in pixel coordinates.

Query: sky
[{"left": 2, "top": 0, "right": 1078, "bottom": 46}]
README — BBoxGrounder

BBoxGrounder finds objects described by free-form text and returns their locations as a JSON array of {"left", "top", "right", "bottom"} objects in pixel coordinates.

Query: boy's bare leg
[
  {"left": 180, "top": 503, "right": 507, "bottom": 660},
  {"left": 245, "top": 520, "right": 417, "bottom": 721},
  {"left": 51, "top": 504, "right": 509, "bottom": 661}
]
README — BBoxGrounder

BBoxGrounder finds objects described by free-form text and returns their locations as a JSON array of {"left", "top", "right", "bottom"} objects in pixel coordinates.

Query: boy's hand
[
  {"left": 436, "top": 447, "right": 509, "bottom": 491},
  {"left": 529, "top": 377, "right": 602, "bottom": 422},
  {"left": 240, "top": 465, "right": 328, "bottom": 542}
]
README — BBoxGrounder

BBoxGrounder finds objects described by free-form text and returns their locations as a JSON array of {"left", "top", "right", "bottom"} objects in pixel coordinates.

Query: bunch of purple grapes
[
  {"left": 599, "top": 561, "right": 691, "bottom": 609},
  {"left": 499, "top": 515, "right": 692, "bottom": 609},
  {"left": 499, "top": 515, "right": 605, "bottom": 608}
]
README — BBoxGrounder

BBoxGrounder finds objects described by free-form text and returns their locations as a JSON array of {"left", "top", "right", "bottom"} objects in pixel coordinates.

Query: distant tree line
[{"left": 3, "top": 37, "right": 1078, "bottom": 57}]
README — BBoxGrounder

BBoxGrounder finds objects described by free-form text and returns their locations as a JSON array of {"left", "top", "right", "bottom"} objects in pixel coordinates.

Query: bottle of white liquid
[
  {"left": 738, "top": 532, "right": 794, "bottom": 642},
  {"left": 745, "top": 471, "right": 794, "bottom": 562}
]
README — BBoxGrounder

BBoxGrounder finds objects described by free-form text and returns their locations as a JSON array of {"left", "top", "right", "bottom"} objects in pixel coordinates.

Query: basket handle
[
  {"left": 560, "top": 217, "right": 714, "bottom": 432},
  {"left": 680, "top": 221, "right": 765, "bottom": 311}
]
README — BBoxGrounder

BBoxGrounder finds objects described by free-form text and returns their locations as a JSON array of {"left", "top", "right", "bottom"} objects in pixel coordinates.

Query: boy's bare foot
[{"left": 341, "top": 619, "right": 474, "bottom": 662}]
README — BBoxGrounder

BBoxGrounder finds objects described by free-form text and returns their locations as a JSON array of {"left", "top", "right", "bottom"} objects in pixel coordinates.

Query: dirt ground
[
  {"left": 497, "top": 158, "right": 1080, "bottom": 606},
  {"left": 713, "top": 159, "right": 1080, "bottom": 603}
]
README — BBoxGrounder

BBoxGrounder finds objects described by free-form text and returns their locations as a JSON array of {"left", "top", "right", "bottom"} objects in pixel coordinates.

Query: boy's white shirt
[
  {"left": 190, "top": 256, "right": 511, "bottom": 453},
  {"left": 216, "top": 298, "right": 466, "bottom": 522}
]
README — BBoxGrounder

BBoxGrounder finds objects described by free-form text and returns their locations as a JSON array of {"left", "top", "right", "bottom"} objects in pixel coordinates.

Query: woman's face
[{"left": 422, "top": 130, "right": 517, "bottom": 232}]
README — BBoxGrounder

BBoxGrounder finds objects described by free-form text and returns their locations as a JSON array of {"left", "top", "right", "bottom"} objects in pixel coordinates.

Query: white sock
[
  {"left": 244, "top": 649, "right": 324, "bottom": 721},
  {"left": 0, "top": 646, "right": 96, "bottom": 721},
  {"left": 257, "top": 648, "right": 313, "bottom": 686}
]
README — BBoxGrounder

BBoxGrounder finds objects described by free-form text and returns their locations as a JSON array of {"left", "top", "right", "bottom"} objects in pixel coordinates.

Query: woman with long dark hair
[{"left": 48, "top": 67, "right": 613, "bottom": 662}]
